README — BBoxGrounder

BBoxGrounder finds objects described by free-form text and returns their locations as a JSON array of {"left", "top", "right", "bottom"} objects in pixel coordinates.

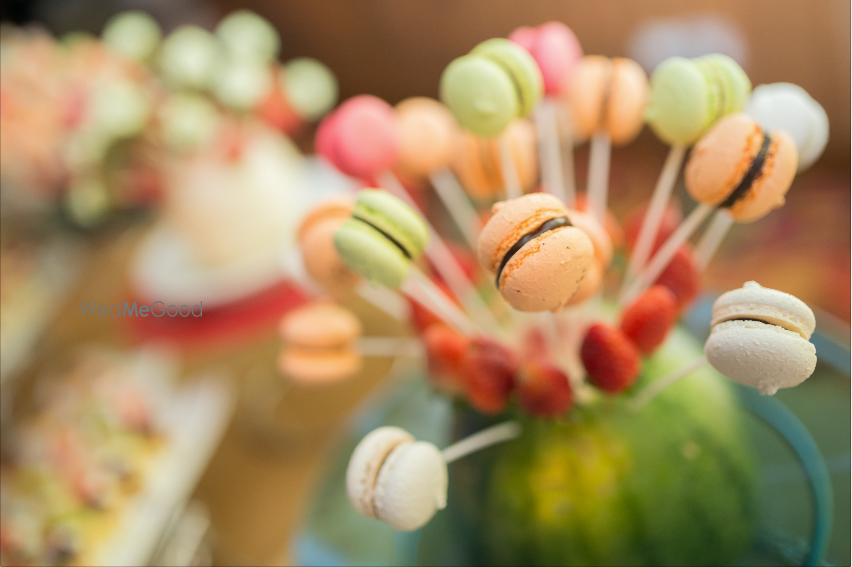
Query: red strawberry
[
  {"left": 655, "top": 245, "right": 701, "bottom": 312},
  {"left": 516, "top": 359, "right": 573, "bottom": 418},
  {"left": 620, "top": 285, "right": 678, "bottom": 354},
  {"left": 408, "top": 279, "right": 458, "bottom": 334},
  {"left": 423, "top": 324, "right": 469, "bottom": 394},
  {"left": 623, "top": 198, "right": 683, "bottom": 254},
  {"left": 581, "top": 323, "right": 641, "bottom": 393},
  {"left": 461, "top": 336, "right": 518, "bottom": 414}
]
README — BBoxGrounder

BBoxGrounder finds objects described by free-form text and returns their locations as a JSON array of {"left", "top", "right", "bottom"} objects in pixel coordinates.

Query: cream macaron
[
  {"left": 478, "top": 193, "right": 595, "bottom": 312},
  {"left": 346, "top": 426, "right": 448, "bottom": 532},
  {"left": 705, "top": 281, "right": 817, "bottom": 395}
]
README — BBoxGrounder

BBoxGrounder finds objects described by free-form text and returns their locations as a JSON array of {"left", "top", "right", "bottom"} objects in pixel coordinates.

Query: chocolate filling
[
  {"left": 725, "top": 317, "right": 771, "bottom": 325},
  {"left": 495, "top": 216, "right": 571, "bottom": 286},
  {"left": 352, "top": 215, "right": 412, "bottom": 260},
  {"left": 719, "top": 132, "right": 772, "bottom": 209}
]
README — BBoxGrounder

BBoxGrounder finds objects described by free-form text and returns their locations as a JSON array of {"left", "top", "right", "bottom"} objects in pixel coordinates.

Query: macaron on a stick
[
  {"left": 346, "top": 421, "right": 520, "bottom": 531},
  {"left": 477, "top": 193, "right": 595, "bottom": 312},
  {"left": 440, "top": 38, "right": 544, "bottom": 199},
  {"left": 569, "top": 55, "right": 649, "bottom": 224},
  {"left": 621, "top": 112, "right": 798, "bottom": 307},
  {"left": 631, "top": 282, "right": 817, "bottom": 409},
  {"left": 393, "top": 97, "right": 481, "bottom": 250},
  {"left": 624, "top": 54, "right": 751, "bottom": 291},
  {"left": 510, "top": 22, "right": 583, "bottom": 205},
  {"left": 334, "top": 189, "right": 477, "bottom": 335},
  {"left": 277, "top": 301, "right": 422, "bottom": 384}
]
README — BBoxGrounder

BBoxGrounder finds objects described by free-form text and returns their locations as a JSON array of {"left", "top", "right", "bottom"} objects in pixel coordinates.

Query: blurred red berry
[
  {"left": 654, "top": 245, "right": 701, "bottom": 312},
  {"left": 620, "top": 285, "right": 678, "bottom": 354},
  {"left": 581, "top": 323, "right": 641, "bottom": 393},
  {"left": 423, "top": 324, "right": 469, "bottom": 394},
  {"left": 623, "top": 198, "right": 682, "bottom": 254},
  {"left": 516, "top": 359, "right": 573, "bottom": 418},
  {"left": 461, "top": 336, "right": 518, "bottom": 414}
]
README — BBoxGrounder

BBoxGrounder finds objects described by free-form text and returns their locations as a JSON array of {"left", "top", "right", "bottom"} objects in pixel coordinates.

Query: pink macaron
[
  {"left": 316, "top": 95, "right": 398, "bottom": 179},
  {"left": 509, "top": 22, "right": 583, "bottom": 96}
]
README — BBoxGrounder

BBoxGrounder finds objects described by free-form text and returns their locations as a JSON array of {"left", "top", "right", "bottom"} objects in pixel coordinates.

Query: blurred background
[{"left": 0, "top": 1, "right": 848, "bottom": 566}]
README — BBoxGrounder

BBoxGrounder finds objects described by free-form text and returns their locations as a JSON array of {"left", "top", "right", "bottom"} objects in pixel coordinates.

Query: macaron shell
[
  {"left": 300, "top": 217, "right": 362, "bottom": 296},
  {"left": 711, "top": 281, "right": 815, "bottom": 339},
  {"left": 472, "top": 38, "right": 544, "bottom": 118},
  {"left": 698, "top": 54, "right": 751, "bottom": 115},
  {"left": 372, "top": 441, "right": 448, "bottom": 532},
  {"left": 477, "top": 193, "right": 569, "bottom": 273},
  {"left": 353, "top": 189, "right": 429, "bottom": 259},
  {"left": 499, "top": 226, "right": 595, "bottom": 312},
  {"left": 508, "top": 25, "right": 537, "bottom": 52},
  {"left": 565, "top": 258, "right": 603, "bottom": 307},
  {"left": 278, "top": 347, "right": 362, "bottom": 384},
  {"left": 346, "top": 427, "right": 415, "bottom": 520},
  {"left": 567, "top": 208, "right": 613, "bottom": 266},
  {"left": 686, "top": 113, "right": 762, "bottom": 205},
  {"left": 645, "top": 56, "right": 711, "bottom": 145},
  {"left": 705, "top": 320, "right": 816, "bottom": 395},
  {"left": 394, "top": 97, "right": 459, "bottom": 178},
  {"left": 297, "top": 196, "right": 355, "bottom": 242},
  {"left": 569, "top": 55, "right": 608, "bottom": 141},
  {"left": 333, "top": 95, "right": 398, "bottom": 178},
  {"left": 605, "top": 57, "right": 649, "bottom": 145},
  {"left": 334, "top": 219, "right": 412, "bottom": 289},
  {"left": 440, "top": 55, "right": 518, "bottom": 137},
  {"left": 279, "top": 301, "right": 362, "bottom": 348}
]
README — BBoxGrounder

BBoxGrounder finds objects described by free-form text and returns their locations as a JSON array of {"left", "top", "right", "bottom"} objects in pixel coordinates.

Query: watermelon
[{"left": 423, "top": 327, "right": 759, "bottom": 566}]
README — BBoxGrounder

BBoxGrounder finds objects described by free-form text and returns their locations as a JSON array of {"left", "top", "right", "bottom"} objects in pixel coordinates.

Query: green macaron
[
  {"left": 440, "top": 38, "right": 543, "bottom": 137},
  {"left": 333, "top": 189, "right": 429, "bottom": 289},
  {"left": 645, "top": 54, "right": 751, "bottom": 146}
]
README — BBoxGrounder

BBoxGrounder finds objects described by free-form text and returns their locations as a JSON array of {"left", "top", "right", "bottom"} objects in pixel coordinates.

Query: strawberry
[
  {"left": 581, "top": 323, "right": 641, "bottom": 393},
  {"left": 461, "top": 336, "right": 518, "bottom": 414},
  {"left": 655, "top": 245, "right": 701, "bottom": 312},
  {"left": 408, "top": 279, "right": 457, "bottom": 334},
  {"left": 620, "top": 285, "right": 678, "bottom": 354},
  {"left": 623, "top": 198, "right": 683, "bottom": 254},
  {"left": 516, "top": 359, "right": 573, "bottom": 418},
  {"left": 423, "top": 324, "right": 469, "bottom": 394}
]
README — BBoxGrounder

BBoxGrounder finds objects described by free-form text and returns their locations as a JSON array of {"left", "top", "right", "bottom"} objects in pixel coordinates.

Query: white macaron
[
  {"left": 705, "top": 281, "right": 817, "bottom": 395},
  {"left": 346, "top": 426, "right": 448, "bottom": 532}
]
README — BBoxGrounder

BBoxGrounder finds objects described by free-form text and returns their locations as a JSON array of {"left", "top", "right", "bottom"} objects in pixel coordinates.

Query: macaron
[
  {"left": 346, "top": 426, "right": 448, "bottom": 532},
  {"left": 282, "top": 57, "right": 338, "bottom": 122},
  {"left": 297, "top": 197, "right": 361, "bottom": 297},
  {"left": 334, "top": 189, "right": 429, "bottom": 289},
  {"left": 394, "top": 97, "right": 459, "bottom": 179},
  {"left": 569, "top": 55, "right": 649, "bottom": 145},
  {"left": 215, "top": 9, "right": 280, "bottom": 63},
  {"left": 685, "top": 112, "right": 798, "bottom": 223},
  {"left": 477, "top": 193, "right": 595, "bottom": 312},
  {"left": 645, "top": 54, "right": 751, "bottom": 146},
  {"left": 705, "top": 281, "right": 816, "bottom": 395},
  {"left": 509, "top": 21, "right": 583, "bottom": 95},
  {"left": 451, "top": 118, "right": 538, "bottom": 200},
  {"left": 278, "top": 301, "right": 363, "bottom": 384},
  {"left": 316, "top": 95, "right": 398, "bottom": 179},
  {"left": 440, "top": 38, "right": 543, "bottom": 137},
  {"left": 745, "top": 83, "right": 829, "bottom": 172},
  {"left": 158, "top": 25, "right": 221, "bottom": 91},
  {"left": 102, "top": 11, "right": 162, "bottom": 62},
  {"left": 212, "top": 59, "right": 272, "bottom": 112}
]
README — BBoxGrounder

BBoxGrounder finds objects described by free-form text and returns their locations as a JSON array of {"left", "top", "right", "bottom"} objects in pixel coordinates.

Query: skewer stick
[
  {"left": 355, "top": 282, "right": 409, "bottom": 322},
  {"left": 586, "top": 131, "right": 611, "bottom": 224},
  {"left": 557, "top": 100, "right": 576, "bottom": 208},
  {"left": 357, "top": 337, "right": 424, "bottom": 358},
  {"left": 535, "top": 98, "right": 566, "bottom": 202},
  {"left": 379, "top": 171, "right": 501, "bottom": 331},
  {"left": 621, "top": 144, "right": 686, "bottom": 294},
  {"left": 497, "top": 134, "right": 523, "bottom": 199},
  {"left": 694, "top": 210, "right": 735, "bottom": 271},
  {"left": 429, "top": 168, "right": 481, "bottom": 251},
  {"left": 620, "top": 203, "right": 713, "bottom": 307},
  {"left": 403, "top": 266, "right": 478, "bottom": 336},
  {"left": 629, "top": 355, "right": 708, "bottom": 411},
  {"left": 441, "top": 420, "right": 521, "bottom": 463}
]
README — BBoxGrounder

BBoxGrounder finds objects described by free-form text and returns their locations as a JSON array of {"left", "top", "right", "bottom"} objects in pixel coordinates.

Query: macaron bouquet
[{"left": 283, "top": 22, "right": 832, "bottom": 567}]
